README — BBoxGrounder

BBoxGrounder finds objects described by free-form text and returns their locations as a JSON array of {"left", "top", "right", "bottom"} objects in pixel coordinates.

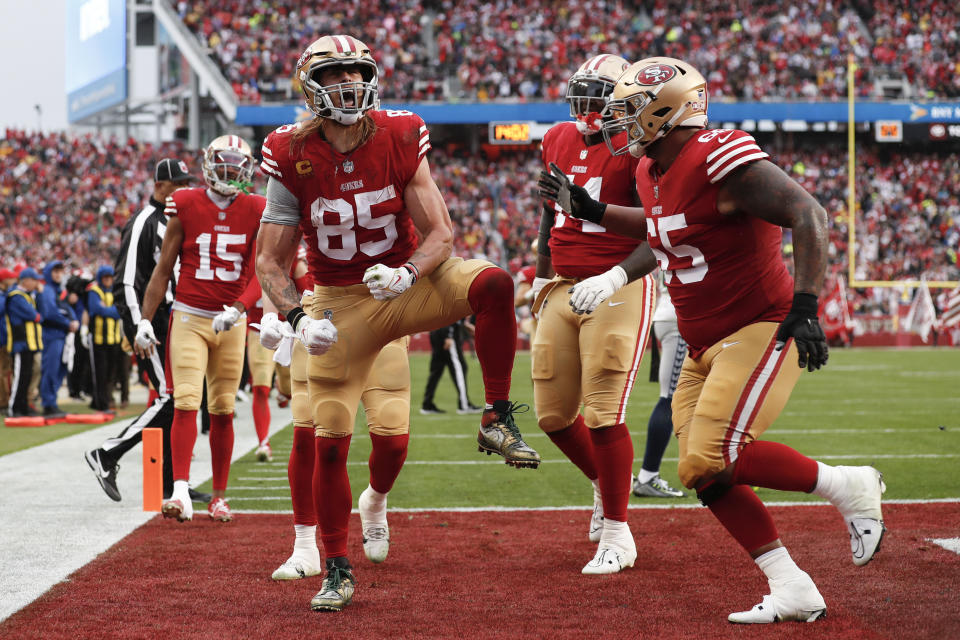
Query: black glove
[
  {"left": 536, "top": 162, "right": 607, "bottom": 224},
  {"left": 775, "top": 293, "right": 829, "bottom": 371}
]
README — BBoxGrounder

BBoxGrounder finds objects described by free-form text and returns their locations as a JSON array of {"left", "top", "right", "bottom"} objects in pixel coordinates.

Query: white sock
[
  {"left": 172, "top": 480, "right": 190, "bottom": 502},
  {"left": 293, "top": 524, "right": 318, "bottom": 553},
  {"left": 810, "top": 461, "right": 844, "bottom": 504},
  {"left": 637, "top": 468, "right": 658, "bottom": 484},
  {"left": 362, "top": 485, "right": 388, "bottom": 510},
  {"left": 591, "top": 478, "right": 601, "bottom": 500},
  {"left": 755, "top": 547, "right": 803, "bottom": 583}
]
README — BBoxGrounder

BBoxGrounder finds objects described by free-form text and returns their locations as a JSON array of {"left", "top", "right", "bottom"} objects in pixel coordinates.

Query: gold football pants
[
  {"left": 305, "top": 257, "right": 492, "bottom": 437},
  {"left": 169, "top": 310, "right": 246, "bottom": 414},
  {"left": 532, "top": 275, "right": 655, "bottom": 430},
  {"left": 671, "top": 321, "right": 803, "bottom": 488}
]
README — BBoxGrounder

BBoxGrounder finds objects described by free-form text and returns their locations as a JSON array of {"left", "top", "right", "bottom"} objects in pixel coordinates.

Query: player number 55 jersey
[
  {"left": 261, "top": 110, "right": 430, "bottom": 286},
  {"left": 634, "top": 129, "right": 794, "bottom": 358}
]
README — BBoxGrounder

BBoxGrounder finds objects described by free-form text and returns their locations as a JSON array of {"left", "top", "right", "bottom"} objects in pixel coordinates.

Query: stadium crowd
[
  {"left": 2, "top": 127, "right": 957, "bottom": 414},
  {"left": 170, "top": 0, "right": 959, "bottom": 103},
  {"left": 3, "top": 127, "right": 958, "bottom": 303}
]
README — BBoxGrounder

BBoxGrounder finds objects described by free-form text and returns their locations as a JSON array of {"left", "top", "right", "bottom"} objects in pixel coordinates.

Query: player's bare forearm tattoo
[
  {"left": 259, "top": 261, "right": 300, "bottom": 314},
  {"left": 722, "top": 160, "right": 828, "bottom": 296}
]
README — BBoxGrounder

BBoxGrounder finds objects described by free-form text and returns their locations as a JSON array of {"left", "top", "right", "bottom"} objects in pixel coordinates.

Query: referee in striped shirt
[{"left": 84, "top": 158, "right": 209, "bottom": 504}]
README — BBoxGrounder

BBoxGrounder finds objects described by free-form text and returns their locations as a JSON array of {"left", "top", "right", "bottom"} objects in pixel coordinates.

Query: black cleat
[
  {"left": 84, "top": 449, "right": 121, "bottom": 501},
  {"left": 189, "top": 488, "right": 213, "bottom": 503},
  {"left": 420, "top": 404, "right": 446, "bottom": 415}
]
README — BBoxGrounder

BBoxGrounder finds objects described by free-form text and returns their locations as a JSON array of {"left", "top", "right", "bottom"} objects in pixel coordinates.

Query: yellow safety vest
[
  {"left": 89, "top": 285, "right": 121, "bottom": 346},
  {"left": 5, "top": 289, "right": 43, "bottom": 352}
]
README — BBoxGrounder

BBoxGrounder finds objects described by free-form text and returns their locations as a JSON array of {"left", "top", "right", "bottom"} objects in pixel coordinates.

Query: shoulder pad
[{"left": 694, "top": 129, "right": 768, "bottom": 184}]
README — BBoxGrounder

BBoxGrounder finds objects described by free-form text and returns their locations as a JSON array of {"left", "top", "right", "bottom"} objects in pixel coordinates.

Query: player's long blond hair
[{"left": 291, "top": 113, "right": 377, "bottom": 156}]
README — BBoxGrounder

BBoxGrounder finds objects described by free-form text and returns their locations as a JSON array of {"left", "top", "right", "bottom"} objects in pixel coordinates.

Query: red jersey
[
  {"left": 516, "top": 265, "right": 536, "bottom": 285},
  {"left": 635, "top": 129, "right": 793, "bottom": 358},
  {"left": 260, "top": 110, "right": 430, "bottom": 286},
  {"left": 164, "top": 188, "right": 264, "bottom": 314},
  {"left": 541, "top": 122, "right": 641, "bottom": 278}
]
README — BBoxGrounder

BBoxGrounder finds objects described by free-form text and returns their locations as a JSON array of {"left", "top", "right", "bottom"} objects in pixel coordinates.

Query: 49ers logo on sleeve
[{"left": 635, "top": 64, "right": 676, "bottom": 85}]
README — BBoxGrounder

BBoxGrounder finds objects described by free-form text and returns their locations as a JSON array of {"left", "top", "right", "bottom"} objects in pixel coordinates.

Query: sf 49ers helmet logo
[
  {"left": 296, "top": 49, "right": 311, "bottom": 70},
  {"left": 636, "top": 64, "right": 676, "bottom": 85}
]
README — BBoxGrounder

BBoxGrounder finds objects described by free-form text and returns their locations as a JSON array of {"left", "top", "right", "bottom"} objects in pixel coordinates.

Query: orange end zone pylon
[{"left": 142, "top": 428, "right": 163, "bottom": 512}]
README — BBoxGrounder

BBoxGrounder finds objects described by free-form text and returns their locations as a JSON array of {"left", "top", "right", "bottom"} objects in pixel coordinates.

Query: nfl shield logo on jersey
[
  {"left": 218, "top": 211, "right": 226, "bottom": 220},
  {"left": 343, "top": 160, "right": 354, "bottom": 174},
  {"left": 580, "top": 150, "right": 588, "bottom": 160}
]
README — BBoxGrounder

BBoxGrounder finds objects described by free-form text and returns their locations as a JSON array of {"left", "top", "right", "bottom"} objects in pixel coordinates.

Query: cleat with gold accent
[
  {"left": 477, "top": 401, "right": 540, "bottom": 469},
  {"left": 310, "top": 557, "right": 356, "bottom": 612}
]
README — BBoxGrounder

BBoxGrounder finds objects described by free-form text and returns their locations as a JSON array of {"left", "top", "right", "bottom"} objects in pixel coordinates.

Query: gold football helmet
[
  {"left": 566, "top": 54, "right": 630, "bottom": 134},
  {"left": 296, "top": 34, "right": 379, "bottom": 125},
  {"left": 601, "top": 56, "right": 708, "bottom": 157},
  {"left": 202, "top": 135, "right": 255, "bottom": 196}
]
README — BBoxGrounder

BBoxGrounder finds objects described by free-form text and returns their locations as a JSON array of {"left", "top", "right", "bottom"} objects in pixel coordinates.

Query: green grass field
[
  {"left": 207, "top": 347, "right": 960, "bottom": 510},
  {"left": 0, "top": 400, "right": 148, "bottom": 457}
]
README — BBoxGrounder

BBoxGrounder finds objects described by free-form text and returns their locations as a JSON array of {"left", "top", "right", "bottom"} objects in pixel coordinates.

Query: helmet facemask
[
  {"left": 302, "top": 60, "right": 379, "bottom": 125},
  {"left": 203, "top": 147, "right": 255, "bottom": 196},
  {"left": 566, "top": 77, "right": 615, "bottom": 134}
]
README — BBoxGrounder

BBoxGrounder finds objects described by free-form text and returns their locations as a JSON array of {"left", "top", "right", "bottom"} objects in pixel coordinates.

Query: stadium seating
[
  {"left": 169, "top": 0, "right": 958, "bottom": 102},
  {"left": 3, "top": 128, "right": 957, "bottom": 313},
  {"left": 0, "top": 129, "right": 194, "bottom": 270}
]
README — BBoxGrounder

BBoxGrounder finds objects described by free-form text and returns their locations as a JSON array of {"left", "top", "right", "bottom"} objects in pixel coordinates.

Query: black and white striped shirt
[{"left": 112, "top": 197, "right": 177, "bottom": 326}]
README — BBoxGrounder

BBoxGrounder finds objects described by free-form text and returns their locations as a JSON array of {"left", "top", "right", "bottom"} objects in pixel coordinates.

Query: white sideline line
[
  {"left": 929, "top": 538, "right": 960, "bottom": 554},
  {"left": 237, "top": 452, "right": 960, "bottom": 471},
  {"left": 0, "top": 401, "right": 292, "bottom": 624},
  {"left": 230, "top": 497, "right": 960, "bottom": 515}
]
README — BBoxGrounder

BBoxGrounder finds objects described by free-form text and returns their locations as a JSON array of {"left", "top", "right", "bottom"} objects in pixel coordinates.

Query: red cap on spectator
[{"left": 0, "top": 268, "right": 16, "bottom": 280}]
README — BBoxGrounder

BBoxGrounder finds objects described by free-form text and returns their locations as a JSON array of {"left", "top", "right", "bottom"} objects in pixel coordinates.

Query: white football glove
[
  {"left": 79, "top": 324, "right": 91, "bottom": 349},
  {"left": 528, "top": 276, "right": 552, "bottom": 303},
  {"left": 250, "top": 312, "right": 298, "bottom": 365},
  {"left": 293, "top": 316, "right": 338, "bottom": 356},
  {"left": 212, "top": 305, "right": 242, "bottom": 334},
  {"left": 568, "top": 265, "right": 628, "bottom": 314},
  {"left": 362, "top": 263, "right": 416, "bottom": 301},
  {"left": 134, "top": 319, "right": 158, "bottom": 355}
]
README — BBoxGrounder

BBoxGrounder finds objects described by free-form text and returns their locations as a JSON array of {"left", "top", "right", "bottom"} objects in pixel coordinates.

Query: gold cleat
[
  {"left": 477, "top": 402, "right": 541, "bottom": 469},
  {"left": 310, "top": 558, "right": 356, "bottom": 612}
]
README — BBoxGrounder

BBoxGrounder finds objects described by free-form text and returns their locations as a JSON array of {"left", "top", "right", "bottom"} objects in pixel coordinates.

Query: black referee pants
[
  {"left": 97, "top": 309, "right": 175, "bottom": 497},
  {"left": 7, "top": 350, "right": 37, "bottom": 416}
]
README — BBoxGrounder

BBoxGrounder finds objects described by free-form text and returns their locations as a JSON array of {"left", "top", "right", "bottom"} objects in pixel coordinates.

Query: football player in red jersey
[
  {"left": 258, "top": 248, "right": 411, "bottom": 580},
  {"left": 534, "top": 54, "right": 665, "bottom": 575},
  {"left": 540, "top": 57, "right": 885, "bottom": 623},
  {"left": 255, "top": 34, "right": 538, "bottom": 612},
  {"left": 136, "top": 135, "right": 265, "bottom": 524}
]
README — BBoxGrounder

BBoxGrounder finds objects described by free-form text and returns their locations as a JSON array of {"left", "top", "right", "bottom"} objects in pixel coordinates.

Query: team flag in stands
[
  {"left": 903, "top": 279, "right": 938, "bottom": 343},
  {"left": 820, "top": 275, "right": 855, "bottom": 343},
  {"left": 939, "top": 283, "right": 960, "bottom": 344},
  {"left": 940, "top": 284, "right": 960, "bottom": 329}
]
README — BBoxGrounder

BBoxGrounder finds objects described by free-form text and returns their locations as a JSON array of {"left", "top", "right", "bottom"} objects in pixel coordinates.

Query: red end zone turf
[{"left": 2, "top": 503, "right": 958, "bottom": 639}]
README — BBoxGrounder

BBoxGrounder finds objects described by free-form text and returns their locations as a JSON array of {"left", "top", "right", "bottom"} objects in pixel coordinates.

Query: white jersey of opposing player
[{"left": 651, "top": 272, "right": 677, "bottom": 323}]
